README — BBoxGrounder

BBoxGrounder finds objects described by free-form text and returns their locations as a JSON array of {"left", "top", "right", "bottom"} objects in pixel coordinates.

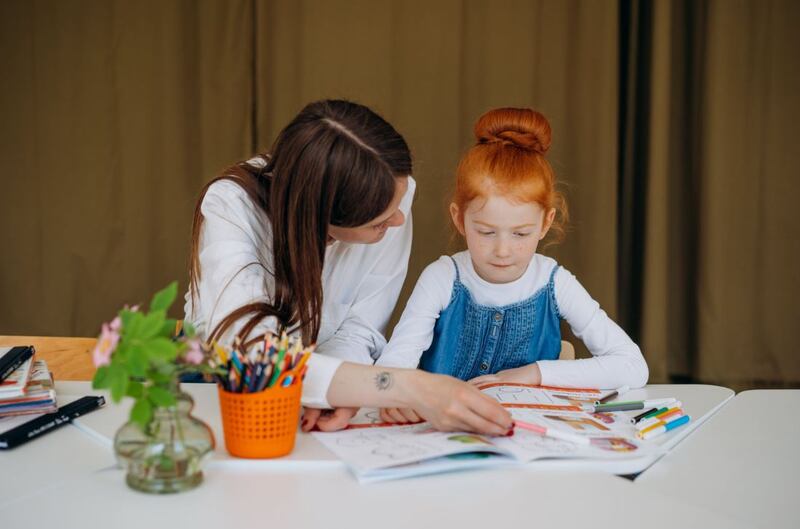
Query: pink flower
[
  {"left": 108, "top": 316, "right": 122, "bottom": 332},
  {"left": 92, "top": 321, "right": 120, "bottom": 367},
  {"left": 183, "top": 340, "right": 204, "bottom": 365}
]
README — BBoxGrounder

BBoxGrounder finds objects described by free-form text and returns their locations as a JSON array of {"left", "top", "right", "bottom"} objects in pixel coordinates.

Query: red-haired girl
[{"left": 377, "top": 108, "right": 648, "bottom": 423}]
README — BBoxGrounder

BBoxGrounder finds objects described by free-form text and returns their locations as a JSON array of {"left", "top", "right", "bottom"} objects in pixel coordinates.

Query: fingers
[
  {"left": 301, "top": 407, "right": 323, "bottom": 432},
  {"left": 316, "top": 407, "right": 358, "bottom": 432},
  {"left": 383, "top": 407, "right": 409, "bottom": 423},
  {"left": 398, "top": 408, "right": 422, "bottom": 423},
  {"left": 468, "top": 375, "right": 499, "bottom": 387},
  {"left": 432, "top": 385, "right": 512, "bottom": 435},
  {"left": 465, "top": 391, "right": 513, "bottom": 432},
  {"left": 379, "top": 408, "right": 397, "bottom": 423}
]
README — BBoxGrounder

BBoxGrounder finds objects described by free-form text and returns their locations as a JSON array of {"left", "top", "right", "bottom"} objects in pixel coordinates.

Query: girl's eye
[
  {"left": 478, "top": 231, "right": 495, "bottom": 236},
  {"left": 514, "top": 232, "right": 532, "bottom": 237}
]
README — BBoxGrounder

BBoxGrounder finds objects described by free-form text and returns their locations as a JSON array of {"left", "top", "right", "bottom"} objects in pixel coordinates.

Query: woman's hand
[
  {"left": 301, "top": 407, "right": 359, "bottom": 432},
  {"left": 379, "top": 407, "right": 423, "bottom": 424},
  {"left": 468, "top": 364, "right": 542, "bottom": 388},
  {"left": 405, "top": 372, "right": 512, "bottom": 435}
]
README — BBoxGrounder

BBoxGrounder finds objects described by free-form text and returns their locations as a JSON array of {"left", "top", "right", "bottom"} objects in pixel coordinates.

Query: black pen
[
  {"left": 630, "top": 407, "right": 658, "bottom": 424},
  {"left": 0, "top": 395, "right": 106, "bottom": 449}
]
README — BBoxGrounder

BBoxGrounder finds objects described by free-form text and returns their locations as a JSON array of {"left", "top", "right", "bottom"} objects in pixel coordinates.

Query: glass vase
[{"left": 114, "top": 391, "right": 215, "bottom": 493}]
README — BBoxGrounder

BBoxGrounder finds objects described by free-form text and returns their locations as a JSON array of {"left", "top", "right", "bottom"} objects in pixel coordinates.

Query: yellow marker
[{"left": 213, "top": 342, "right": 229, "bottom": 364}]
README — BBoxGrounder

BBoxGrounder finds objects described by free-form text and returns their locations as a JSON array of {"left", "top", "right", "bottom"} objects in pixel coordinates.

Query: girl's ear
[
  {"left": 449, "top": 203, "right": 466, "bottom": 236},
  {"left": 539, "top": 207, "right": 556, "bottom": 240}
]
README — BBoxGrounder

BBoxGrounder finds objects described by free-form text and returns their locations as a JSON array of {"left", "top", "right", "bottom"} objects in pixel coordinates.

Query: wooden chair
[
  {"left": 559, "top": 340, "right": 575, "bottom": 360},
  {"left": 0, "top": 335, "right": 97, "bottom": 381}
]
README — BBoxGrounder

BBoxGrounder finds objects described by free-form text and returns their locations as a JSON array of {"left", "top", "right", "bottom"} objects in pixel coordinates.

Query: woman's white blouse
[{"left": 184, "top": 170, "right": 416, "bottom": 408}]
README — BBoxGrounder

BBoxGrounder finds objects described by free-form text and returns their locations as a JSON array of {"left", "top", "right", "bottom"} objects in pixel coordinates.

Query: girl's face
[
  {"left": 451, "top": 193, "right": 555, "bottom": 284},
  {"left": 328, "top": 177, "right": 409, "bottom": 244}
]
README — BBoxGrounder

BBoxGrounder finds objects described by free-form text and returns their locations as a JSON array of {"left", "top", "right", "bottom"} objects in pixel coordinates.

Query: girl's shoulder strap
[
  {"left": 546, "top": 261, "right": 562, "bottom": 319},
  {"left": 548, "top": 262, "right": 560, "bottom": 285},
  {"left": 447, "top": 255, "right": 462, "bottom": 283}
]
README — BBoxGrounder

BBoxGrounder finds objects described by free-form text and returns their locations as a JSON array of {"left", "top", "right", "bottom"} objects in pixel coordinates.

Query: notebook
[{"left": 312, "top": 384, "right": 664, "bottom": 483}]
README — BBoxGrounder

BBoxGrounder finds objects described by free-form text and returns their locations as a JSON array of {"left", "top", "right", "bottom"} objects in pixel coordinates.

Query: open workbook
[{"left": 312, "top": 384, "right": 664, "bottom": 483}]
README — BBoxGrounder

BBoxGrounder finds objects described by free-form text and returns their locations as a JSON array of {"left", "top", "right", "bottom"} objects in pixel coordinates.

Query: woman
[{"left": 185, "top": 99, "right": 511, "bottom": 435}]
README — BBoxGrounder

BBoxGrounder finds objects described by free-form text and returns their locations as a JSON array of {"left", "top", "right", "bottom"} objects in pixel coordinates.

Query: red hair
[{"left": 453, "top": 108, "right": 568, "bottom": 244}]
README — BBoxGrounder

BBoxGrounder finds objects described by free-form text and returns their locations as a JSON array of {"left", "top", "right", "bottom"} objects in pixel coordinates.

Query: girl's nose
[{"left": 495, "top": 238, "right": 511, "bottom": 257}]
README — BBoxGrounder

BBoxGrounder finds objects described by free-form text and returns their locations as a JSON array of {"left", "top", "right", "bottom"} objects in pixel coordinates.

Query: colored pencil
[
  {"left": 595, "top": 385, "right": 630, "bottom": 405},
  {"left": 514, "top": 420, "right": 591, "bottom": 446}
]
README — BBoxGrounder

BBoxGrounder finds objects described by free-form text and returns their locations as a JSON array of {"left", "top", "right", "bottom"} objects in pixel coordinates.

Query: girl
[
  {"left": 185, "top": 99, "right": 511, "bottom": 435},
  {"left": 377, "top": 107, "right": 648, "bottom": 423}
]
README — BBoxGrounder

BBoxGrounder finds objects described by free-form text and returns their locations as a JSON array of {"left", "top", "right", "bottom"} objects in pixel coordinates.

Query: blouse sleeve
[
  {"left": 536, "top": 267, "right": 650, "bottom": 389},
  {"left": 374, "top": 258, "right": 454, "bottom": 368},
  {"left": 315, "top": 194, "right": 415, "bottom": 364},
  {"left": 188, "top": 180, "right": 342, "bottom": 408}
]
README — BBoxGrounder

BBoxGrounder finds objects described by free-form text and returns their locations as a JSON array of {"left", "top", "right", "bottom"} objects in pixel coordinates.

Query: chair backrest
[{"left": 559, "top": 340, "right": 575, "bottom": 360}]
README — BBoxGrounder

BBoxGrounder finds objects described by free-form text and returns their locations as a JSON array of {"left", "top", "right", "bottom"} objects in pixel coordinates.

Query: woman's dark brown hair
[{"left": 189, "top": 100, "right": 412, "bottom": 346}]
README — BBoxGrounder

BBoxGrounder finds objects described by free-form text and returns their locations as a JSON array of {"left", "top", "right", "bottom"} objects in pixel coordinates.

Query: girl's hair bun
[{"left": 473, "top": 107, "right": 551, "bottom": 155}]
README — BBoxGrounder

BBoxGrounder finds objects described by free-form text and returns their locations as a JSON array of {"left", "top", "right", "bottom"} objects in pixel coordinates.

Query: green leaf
[
  {"left": 149, "top": 370, "right": 175, "bottom": 385},
  {"left": 148, "top": 386, "right": 177, "bottom": 407},
  {"left": 148, "top": 337, "right": 178, "bottom": 362},
  {"left": 149, "top": 281, "right": 178, "bottom": 313},
  {"left": 160, "top": 318, "right": 177, "bottom": 338},
  {"left": 127, "top": 348, "right": 148, "bottom": 377},
  {"left": 182, "top": 321, "right": 196, "bottom": 338},
  {"left": 109, "top": 367, "right": 129, "bottom": 403},
  {"left": 124, "top": 311, "right": 145, "bottom": 339},
  {"left": 130, "top": 398, "right": 152, "bottom": 429},
  {"left": 139, "top": 310, "right": 166, "bottom": 339},
  {"left": 126, "top": 380, "right": 144, "bottom": 399},
  {"left": 92, "top": 366, "right": 110, "bottom": 389}
]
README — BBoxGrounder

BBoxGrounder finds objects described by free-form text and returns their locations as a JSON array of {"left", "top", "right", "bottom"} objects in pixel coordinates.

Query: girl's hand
[
  {"left": 301, "top": 407, "right": 359, "bottom": 432},
  {"left": 469, "top": 364, "right": 542, "bottom": 387},
  {"left": 379, "top": 407, "right": 423, "bottom": 424},
  {"left": 405, "top": 372, "right": 512, "bottom": 435}
]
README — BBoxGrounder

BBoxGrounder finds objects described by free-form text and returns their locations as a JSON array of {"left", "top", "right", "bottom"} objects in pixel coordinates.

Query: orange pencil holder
[{"left": 217, "top": 381, "right": 302, "bottom": 458}]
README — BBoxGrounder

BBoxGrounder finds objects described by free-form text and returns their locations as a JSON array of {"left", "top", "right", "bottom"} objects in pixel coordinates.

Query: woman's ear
[
  {"left": 539, "top": 207, "right": 556, "bottom": 240},
  {"left": 449, "top": 203, "right": 466, "bottom": 236}
]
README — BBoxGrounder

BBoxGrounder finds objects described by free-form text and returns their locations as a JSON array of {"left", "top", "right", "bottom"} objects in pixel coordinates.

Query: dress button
[
  {"left": 494, "top": 312, "right": 502, "bottom": 321},
  {"left": 480, "top": 362, "right": 489, "bottom": 371}
]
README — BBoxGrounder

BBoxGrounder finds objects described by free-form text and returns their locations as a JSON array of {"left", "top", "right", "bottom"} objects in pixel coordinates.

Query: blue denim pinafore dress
[{"left": 419, "top": 257, "right": 562, "bottom": 380}]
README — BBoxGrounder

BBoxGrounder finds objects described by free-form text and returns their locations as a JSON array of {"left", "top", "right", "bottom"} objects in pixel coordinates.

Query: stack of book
[{"left": 0, "top": 346, "right": 57, "bottom": 418}]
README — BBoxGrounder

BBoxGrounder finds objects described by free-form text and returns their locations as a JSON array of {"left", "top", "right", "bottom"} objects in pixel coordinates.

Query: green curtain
[
  {"left": 1, "top": 0, "right": 797, "bottom": 388},
  {"left": 0, "top": 0, "right": 254, "bottom": 336},
  {"left": 637, "top": 0, "right": 800, "bottom": 388}
]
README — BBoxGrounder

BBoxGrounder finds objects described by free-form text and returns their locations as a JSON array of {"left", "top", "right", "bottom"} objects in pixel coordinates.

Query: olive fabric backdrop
[{"left": 1, "top": 0, "right": 797, "bottom": 388}]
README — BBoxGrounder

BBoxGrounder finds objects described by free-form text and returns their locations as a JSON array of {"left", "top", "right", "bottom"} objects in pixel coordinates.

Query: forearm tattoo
[{"left": 374, "top": 371, "right": 393, "bottom": 391}]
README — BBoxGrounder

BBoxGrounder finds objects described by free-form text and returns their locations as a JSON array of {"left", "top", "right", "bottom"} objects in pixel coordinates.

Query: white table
[
  {"left": 1, "top": 463, "right": 752, "bottom": 528},
  {"left": 62, "top": 381, "right": 736, "bottom": 475},
  {"left": 0, "top": 382, "right": 747, "bottom": 529},
  {"left": 636, "top": 390, "right": 800, "bottom": 529}
]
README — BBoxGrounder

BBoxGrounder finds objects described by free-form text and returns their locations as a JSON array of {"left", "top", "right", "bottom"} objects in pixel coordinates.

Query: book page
[
  {"left": 496, "top": 407, "right": 659, "bottom": 461},
  {"left": 477, "top": 383, "right": 602, "bottom": 409},
  {"left": 312, "top": 423, "right": 510, "bottom": 474},
  {"left": 318, "top": 384, "right": 662, "bottom": 481}
]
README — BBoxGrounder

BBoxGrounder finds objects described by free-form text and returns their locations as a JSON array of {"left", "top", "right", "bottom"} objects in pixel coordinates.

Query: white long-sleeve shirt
[
  {"left": 376, "top": 252, "right": 648, "bottom": 390},
  {"left": 184, "top": 164, "right": 416, "bottom": 408}
]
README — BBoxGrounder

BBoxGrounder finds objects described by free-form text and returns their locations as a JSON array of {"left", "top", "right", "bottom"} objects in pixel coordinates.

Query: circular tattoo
[{"left": 374, "top": 371, "right": 394, "bottom": 391}]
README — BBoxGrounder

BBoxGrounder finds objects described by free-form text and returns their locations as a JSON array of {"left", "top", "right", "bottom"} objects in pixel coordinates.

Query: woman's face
[{"left": 328, "top": 177, "right": 409, "bottom": 244}]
